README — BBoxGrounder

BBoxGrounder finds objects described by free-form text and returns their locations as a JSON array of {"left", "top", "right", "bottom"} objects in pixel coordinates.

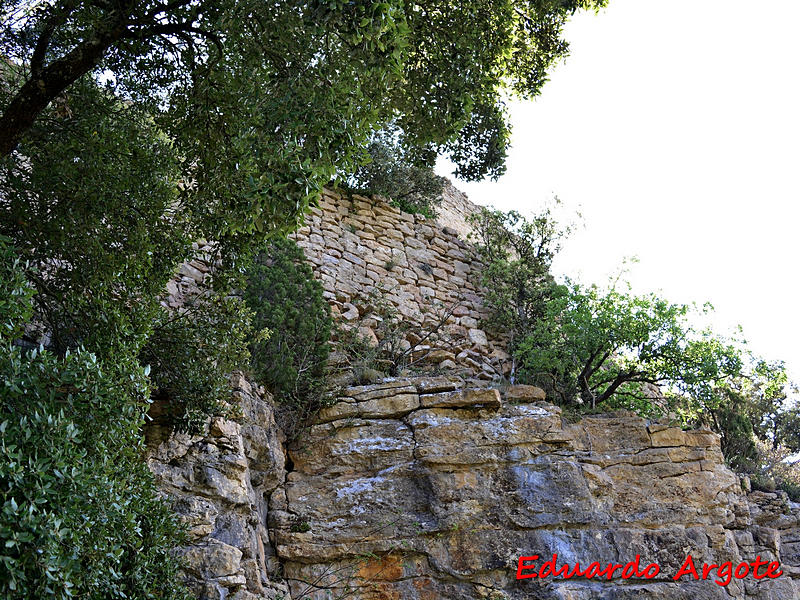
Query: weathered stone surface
[
  {"left": 159, "top": 186, "right": 800, "bottom": 599},
  {"left": 152, "top": 375, "right": 800, "bottom": 600},
  {"left": 504, "top": 384, "right": 546, "bottom": 402},
  {"left": 271, "top": 379, "right": 800, "bottom": 600},
  {"left": 287, "top": 188, "right": 511, "bottom": 378},
  {"left": 148, "top": 373, "right": 287, "bottom": 600},
  {"left": 419, "top": 387, "right": 501, "bottom": 409}
]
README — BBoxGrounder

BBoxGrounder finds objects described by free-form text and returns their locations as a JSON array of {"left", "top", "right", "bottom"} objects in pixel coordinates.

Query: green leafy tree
[
  {"left": 348, "top": 129, "right": 446, "bottom": 217},
  {"left": 711, "top": 360, "right": 800, "bottom": 501},
  {"left": 1, "top": 78, "right": 184, "bottom": 359},
  {"left": 0, "top": 239, "right": 190, "bottom": 600},
  {"left": 711, "top": 359, "right": 800, "bottom": 466},
  {"left": 470, "top": 207, "right": 743, "bottom": 414},
  {"left": 468, "top": 204, "right": 569, "bottom": 378},
  {"left": 517, "top": 281, "right": 743, "bottom": 412},
  {"left": 2, "top": 0, "right": 608, "bottom": 224},
  {"left": 740, "top": 360, "right": 800, "bottom": 451},
  {"left": 0, "top": 77, "right": 248, "bottom": 429},
  {"left": 244, "top": 238, "right": 332, "bottom": 416},
  {"left": 142, "top": 293, "right": 254, "bottom": 431}
]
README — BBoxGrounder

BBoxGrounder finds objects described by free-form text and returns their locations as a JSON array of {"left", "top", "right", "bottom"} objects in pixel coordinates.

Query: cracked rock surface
[{"left": 149, "top": 375, "right": 800, "bottom": 599}]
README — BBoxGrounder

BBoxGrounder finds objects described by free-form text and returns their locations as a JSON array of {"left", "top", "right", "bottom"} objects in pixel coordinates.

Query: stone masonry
[{"left": 290, "top": 187, "right": 509, "bottom": 379}]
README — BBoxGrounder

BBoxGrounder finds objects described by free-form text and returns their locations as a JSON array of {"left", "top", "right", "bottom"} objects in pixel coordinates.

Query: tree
[
  {"left": 471, "top": 207, "right": 800, "bottom": 499},
  {"left": 516, "top": 281, "right": 743, "bottom": 412},
  {"left": 0, "top": 238, "right": 190, "bottom": 600},
  {"left": 712, "top": 359, "right": 800, "bottom": 463},
  {"left": 244, "top": 238, "right": 332, "bottom": 418},
  {"left": 348, "top": 128, "right": 446, "bottom": 217},
  {"left": 467, "top": 204, "right": 570, "bottom": 379},
  {"left": 0, "top": 76, "right": 251, "bottom": 431},
  {"left": 708, "top": 358, "right": 800, "bottom": 499},
  {"left": 2, "top": 0, "right": 608, "bottom": 219}
]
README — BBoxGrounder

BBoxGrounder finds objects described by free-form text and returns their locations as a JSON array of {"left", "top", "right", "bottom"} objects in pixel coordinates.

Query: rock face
[
  {"left": 155, "top": 188, "right": 800, "bottom": 598},
  {"left": 150, "top": 376, "right": 800, "bottom": 600},
  {"left": 147, "top": 374, "right": 290, "bottom": 600}
]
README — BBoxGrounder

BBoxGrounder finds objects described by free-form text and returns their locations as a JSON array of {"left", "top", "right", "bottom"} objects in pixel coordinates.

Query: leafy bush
[
  {"left": 517, "top": 281, "right": 742, "bottom": 414},
  {"left": 0, "top": 347, "right": 191, "bottom": 600},
  {"left": 0, "top": 240, "right": 190, "bottom": 600},
  {"left": 467, "top": 204, "right": 571, "bottom": 379},
  {"left": 142, "top": 292, "right": 253, "bottom": 432},
  {"left": 348, "top": 130, "right": 446, "bottom": 217},
  {"left": 0, "top": 78, "right": 187, "bottom": 361},
  {"left": 1, "top": 77, "right": 253, "bottom": 431},
  {"left": 245, "top": 238, "right": 332, "bottom": 414},
  {"left": 0, "top": 235, "right": 34, "bottom": 341}
]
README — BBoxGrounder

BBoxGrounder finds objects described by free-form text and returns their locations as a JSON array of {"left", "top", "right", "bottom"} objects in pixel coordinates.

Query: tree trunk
[{"left": 0, "top": 30, "right": 121, "bottom": 157}]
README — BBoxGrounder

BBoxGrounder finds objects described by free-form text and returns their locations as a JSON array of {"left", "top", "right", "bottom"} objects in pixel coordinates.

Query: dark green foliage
[
  {"left": 710, "top": 360, "right": 800, "bottom": 498},
  {"left": 1, "top": 0, "right": 608, "bottom": 201},
  {"left": 710, "top": 360, "right": 793, "bottom": 471},
  {"left": 444, "top": 101, "right": 511, "bottom": 181},
  {"left": 348, "top": 130, "right": 446, "bottom": 217},
  {"left": 0, "top": 78, "right": 188, "bottom": 360},
  {"left": 245, "top": 238, "right": 332, "bottom": 412},
  {"left": 715, "top": 397, "right": 759, "bottom": 471},
  {"left": 779, "top": 481, "right": 800, "bottom": 502},
  {"left": 1, "top": 75, "right": 250, "bottom": 429},
  {"left": 0, "top": 235, "right": 33, "bottom": 341},
  {"left": 0, "top": 241, "right": 190, "bottom": 600},
  {"left": 142, "top": 293, "right": 254, "bottom": 432},
  {"left": 467, "top": 205, "right": 568, "bottom": 369}
]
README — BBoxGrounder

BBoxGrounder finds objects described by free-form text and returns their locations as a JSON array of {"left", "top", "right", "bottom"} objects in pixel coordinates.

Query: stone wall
[
  {"left": 290, "top": 188, "right": 509, "bottom": 379},
  {"left": 163, "top": 184, "right": 508, "bottom": 378},
  {"left": 149, "top": 375, "right": 800, "bottom": 600}
]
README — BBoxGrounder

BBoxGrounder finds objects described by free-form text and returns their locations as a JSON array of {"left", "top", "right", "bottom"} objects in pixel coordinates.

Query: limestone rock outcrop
[
  {"left": 147, "top": 374, "right": 290, "bottom": 600},
  {"left": 149, "top": 375, "right": 800, "bottom": 600},
  {"left": 154, "top": 187, "right": 800, "bottom": 599}
]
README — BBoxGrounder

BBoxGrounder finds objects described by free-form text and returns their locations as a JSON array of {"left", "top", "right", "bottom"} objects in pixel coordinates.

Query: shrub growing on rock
[
  {"left": 245, "top": 238, "right": 332, "bottom": 416},
  {"left": 0, "top": 239, "right": 190, "bottom": 600},
  {"left": 348, "top": 130, "right": 446, "bottom": 217}
]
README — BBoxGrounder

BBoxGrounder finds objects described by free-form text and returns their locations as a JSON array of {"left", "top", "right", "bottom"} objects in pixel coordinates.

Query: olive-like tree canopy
[{"left": 2, "top": 0, "right": 607, "bottom": 234}]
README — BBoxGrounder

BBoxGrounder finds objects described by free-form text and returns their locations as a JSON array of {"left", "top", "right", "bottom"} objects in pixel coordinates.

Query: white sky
[{"left": 437, "top": 0, "right": 800, "bottom": 381}]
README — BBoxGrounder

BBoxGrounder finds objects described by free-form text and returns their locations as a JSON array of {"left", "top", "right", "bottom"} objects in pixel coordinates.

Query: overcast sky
[{"left": 437, "top": 0, "right": 800, "bottom": 381}]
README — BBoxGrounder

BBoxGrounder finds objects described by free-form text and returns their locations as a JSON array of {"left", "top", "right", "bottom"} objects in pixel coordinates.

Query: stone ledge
[{"left": 419, "top": 388, "right": 502, "bottom": 410}]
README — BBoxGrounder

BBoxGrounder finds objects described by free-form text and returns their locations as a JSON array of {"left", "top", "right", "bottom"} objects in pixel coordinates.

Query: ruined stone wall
[
  {"left": 153, "top": 186, "right": 800, "bottom": 600},
  {"left": 149, "top": 375, "right": 800, "bottom": 600},
  {"left": 290, "top": 188, "right": 509, "bottom": 379},
  {"left": 163, "top": 184, "right": 509, "bottom": 378}
]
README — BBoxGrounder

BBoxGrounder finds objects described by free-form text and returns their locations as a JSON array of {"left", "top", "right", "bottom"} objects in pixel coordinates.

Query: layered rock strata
[
  {"left": 149, "top": 376, "right": 800, "bottom": 600},
  {"left": 147, "top": 374, "right": 290, "bottom": 600}
]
